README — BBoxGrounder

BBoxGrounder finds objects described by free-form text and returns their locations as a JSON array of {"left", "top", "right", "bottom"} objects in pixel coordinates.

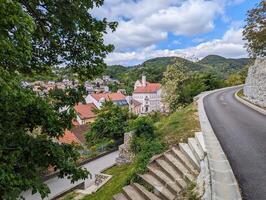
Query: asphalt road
[{"left": 204, "top": 87, "right": 266, "bottom": 200}]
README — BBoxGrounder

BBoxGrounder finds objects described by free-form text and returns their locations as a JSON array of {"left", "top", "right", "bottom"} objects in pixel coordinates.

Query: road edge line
[{"left": 235, "top": 89, "right": 266, "bottom": 116}]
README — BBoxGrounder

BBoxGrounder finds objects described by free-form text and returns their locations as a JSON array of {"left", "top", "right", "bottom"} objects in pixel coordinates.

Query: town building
[
  {"left": 74, "top": 103, "right": 97, "bottom": 125},
  {"left": 85, "top": 92, "right": 128, "bottom": 109},
  {"left": 132, "top": 75, "right": 164, "bottom": 114}
]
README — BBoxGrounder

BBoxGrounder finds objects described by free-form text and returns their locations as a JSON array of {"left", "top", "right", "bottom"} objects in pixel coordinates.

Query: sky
[{"left": 92, "top": 0, "right": 260, "bottom": 66}]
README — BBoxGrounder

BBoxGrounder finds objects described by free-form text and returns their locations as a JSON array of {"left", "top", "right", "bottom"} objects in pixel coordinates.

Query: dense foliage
[
  {"left": 243, "top": 1, "right": 266, "bottom": 57},
  {"left": 86, "top": 101, "right": 131, "bottom": 145},
  {"left": 104, "top": 55, "right": 250, "bottom": 95},
  {"left": 198, "top": 55, "right": 250, "bottom": 77},
  {"left": 162, "top": 62, "right": 225, "bottom": 112},
  {"left": 0, "top": 0, "right": 116, "bottom": 198},
  {"left": 128, "top": 116, "right": 165, "bottom": 179}
]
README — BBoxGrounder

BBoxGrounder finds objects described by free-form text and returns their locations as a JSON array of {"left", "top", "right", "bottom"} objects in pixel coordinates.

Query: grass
[
  {"left": 181, "top": 182, "right": 200, "bottom": 200},
  {"left": 237, "top": 88, "right": 244, "bottom": 97},
  {"left": 80, "top": 103, "right": 201, "bottom": 200},
  {"left": 155, "top": 103, "right": 200, "bottom": 145},
  {"left": 82, "top": 163, "right": 137, "bottom": 200}
]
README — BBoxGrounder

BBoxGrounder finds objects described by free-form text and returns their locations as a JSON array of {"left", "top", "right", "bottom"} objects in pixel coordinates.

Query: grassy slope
[
  {"left": 156, "top": 104, "right": 200, "bottom": 145},
  {"left": 83, "top": 163, "right": 137, "bottom": 200},
  {"left": 81, "top": 104, "right": 200, "bottom": 200}
]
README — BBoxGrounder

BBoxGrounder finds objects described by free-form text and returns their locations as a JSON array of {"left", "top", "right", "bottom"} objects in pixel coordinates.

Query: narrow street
[{"left": 22, "top": 151, "right": 119, "bottom": 200}]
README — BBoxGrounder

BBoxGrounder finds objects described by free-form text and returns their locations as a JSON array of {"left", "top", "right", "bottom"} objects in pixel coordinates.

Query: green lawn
[{"left": 82, "top": 163, "right": 137, "bottom": 200}]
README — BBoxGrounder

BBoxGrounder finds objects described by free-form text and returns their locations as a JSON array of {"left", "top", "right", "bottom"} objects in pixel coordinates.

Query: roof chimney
[{"left": 142, "top": 75, "right": 146, "bottom": 86}]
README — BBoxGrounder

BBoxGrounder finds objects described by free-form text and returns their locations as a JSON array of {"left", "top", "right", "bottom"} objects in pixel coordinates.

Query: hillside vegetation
[{"left": 105, "top": 55, "right": 251, "bottom": 94}]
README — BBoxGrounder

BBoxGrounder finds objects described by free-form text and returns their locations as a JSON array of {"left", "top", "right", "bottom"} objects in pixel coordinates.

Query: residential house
[
  {"left": 74, "top": 103, "right": 97, "bottom": 125},
  {"left": 85, "top": 92, "right": 128, "bottom": 109},
  {"left": 132, "top": 75, "right": 163, "bottom": 114},
  {"left": 59, "top": 124, "right": 89, "bottom": 145}
]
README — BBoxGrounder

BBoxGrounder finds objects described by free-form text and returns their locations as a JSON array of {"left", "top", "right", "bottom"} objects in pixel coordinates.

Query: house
[
  {"left": 85, "top": 92, "right": 128, "bottom": 109},
  {"left": 128, "top": 98, "right": 142, "bottom": 115},
  {"left": 59, "top": 130, "right": 81, "bottom": 145},
  {"left": 132, "top": 75, "right": 163, "bottom": 114},
  {"left": 59, "top": 124, "right": 89, "bottom": 145},
  {"left": 74, "top": 103, "right": 97, "bottom": 125}
]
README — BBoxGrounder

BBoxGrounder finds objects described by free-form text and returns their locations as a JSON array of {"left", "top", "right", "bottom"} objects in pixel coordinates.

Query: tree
[
  {"left": 243, "top": 1, "right": 266, "bottom": 57},
  {"left": 86, "top": 101, "right": 130, "bottom": 144},
  {"left": 162, "top": 63, "right": 188, "bottom": 111},
  {"left": 0, "top": 0, "right": 117, "bottom": 199}
]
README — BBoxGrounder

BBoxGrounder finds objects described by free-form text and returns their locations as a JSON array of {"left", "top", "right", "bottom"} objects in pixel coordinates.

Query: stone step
[
  {"left": 148, "top": 164, "right": 181, "bottom": 194},
  {"left": 188, "top": 138, "right": 204, "bottom": 163},
  {"left": 155, "top": 158, "right": 187, "bottom": 189},
  {"left": 171, "top": 147, "right": 199, "bottom": 175},
  {"left": 139, "top": 173, "right": 176, "bottom": 200},
  {"left": 131, "top": 182, "right": 161, "bottom": 200},
  {"left": 113, "top": 193, "right": 129, "bottom": 200},
  {"left": 163, "top": 152, "right": 195, "bottom": 182},
  {"left": 179, "top": 143, "right": 200, "bottom": 170},
  {"left": 195, "top": 132, "right": 206, "bottom": 153},
  {"left": 122, "top": 185, "right": 146, "bottom": 200}
]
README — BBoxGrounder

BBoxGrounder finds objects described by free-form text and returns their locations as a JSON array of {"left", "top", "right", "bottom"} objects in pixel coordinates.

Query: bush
[
  {"left": 128, "top": 116, "right": 155, "bottom": 138},
  {"left": 128, "top": 116, "right": 166, "bottom": 182},
  {"left": 86, "top": 101, "right": 130, "bottom": 145}
]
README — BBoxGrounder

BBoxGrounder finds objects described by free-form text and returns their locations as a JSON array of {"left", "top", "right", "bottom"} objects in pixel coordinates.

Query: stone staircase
[{"left": 113, "top": 132, "right": 206, "bottom": 200}]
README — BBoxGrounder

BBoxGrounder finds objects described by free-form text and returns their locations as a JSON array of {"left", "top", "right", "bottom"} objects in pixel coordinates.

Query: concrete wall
[{"left": 244, "top": 58, "right": 266, "bottom": 108}]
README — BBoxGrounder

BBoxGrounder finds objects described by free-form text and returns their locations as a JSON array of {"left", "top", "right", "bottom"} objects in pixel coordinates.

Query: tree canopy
[
  {"left": 243, "top": 1, "right": 266, "bottom": 57},
  {"left": 0, "top": 0, "right": 116, "bottom": 199},
  {"left": 86, "top": 101, "right": 131, "bottom": 145}
]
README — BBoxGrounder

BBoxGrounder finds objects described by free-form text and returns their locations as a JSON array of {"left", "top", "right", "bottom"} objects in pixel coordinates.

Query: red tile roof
[
  {"left": 74, "top": 103, "right": 97, "bottom": 120},
  {"left": 91, "top": 92, "right": 126, "bottom": 101},
  {"left": 59, "top": 130, "right": 81, "bottom": 144},
  {"left": 133, "top": 83, "right": 161, "bottom": 93},
  {"left": 71, "top": 124, "right": 89, "bottom": 144}
]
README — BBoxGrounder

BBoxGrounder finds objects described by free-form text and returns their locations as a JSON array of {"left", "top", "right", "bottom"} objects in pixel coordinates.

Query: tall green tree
[
  {"left": 162, "top": 63, "right": 188, "bottom": 111},
  {"left": 86, "top": 101, "right": 130, "bottom": 144},
  {"left": 0, "top": 0, "right": 117, "bottom": 199},
  {"left": 243, "top": 1, "right": 266, "bottom": 57}
]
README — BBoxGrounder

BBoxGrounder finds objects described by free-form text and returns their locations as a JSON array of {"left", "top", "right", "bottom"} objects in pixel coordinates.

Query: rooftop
[
  {"left": 74, "top": 103, "right": 97, "bottom": 120},
  {"left": 134, "top": 83, "right": 161, "bottom": 93}
]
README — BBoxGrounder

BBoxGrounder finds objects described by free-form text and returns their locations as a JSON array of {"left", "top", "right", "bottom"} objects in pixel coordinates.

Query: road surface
[
  {"left": 204, "top": 87, "right": 266, "bottom": 200},
  {"left": 22, "top": 150, "right": 119, "bottom": 200}
]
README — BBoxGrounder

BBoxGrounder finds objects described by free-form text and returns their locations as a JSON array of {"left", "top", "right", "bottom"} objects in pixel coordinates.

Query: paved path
[
  {"left": 22, "top": 151, "right": 119, "bottom": 200},
  {"left": 204, "top": 87, "right": 266, "bottom": 200}
]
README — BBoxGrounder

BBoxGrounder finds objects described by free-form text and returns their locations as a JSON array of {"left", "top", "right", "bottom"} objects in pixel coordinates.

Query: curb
[
  {"left": 235, "top": 89, "right": 266, "bottom": 116},
  {"left": 197, "top": 86, "right": 242, "bottom": 200}
]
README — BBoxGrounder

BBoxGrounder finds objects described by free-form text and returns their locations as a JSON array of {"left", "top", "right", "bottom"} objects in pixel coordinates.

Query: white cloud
[
  {"left": 144, "top": 0, "right": 222, "bottom": 36},
  {"left": 106, "top": 28, "right": 247, "bottom": 66},
  {"left": 97, "top": 0, "right": 224, "bottom": 51}
]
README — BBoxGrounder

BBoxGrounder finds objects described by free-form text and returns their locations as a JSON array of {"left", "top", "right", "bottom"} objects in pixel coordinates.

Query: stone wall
[
  {"left": 244, "top": 58, "right": 266, "bottom": 108},
  {"left": 116, "top": 131, "right": 135, "bottom": 165}
]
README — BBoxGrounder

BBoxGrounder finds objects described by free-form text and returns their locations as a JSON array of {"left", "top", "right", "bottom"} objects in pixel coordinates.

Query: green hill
[
  {"left": 197, "top": 55, "right": 251, "bottom": 76},
  {"left": 104, "top": 55, "right": 251, "bottom": 94}
]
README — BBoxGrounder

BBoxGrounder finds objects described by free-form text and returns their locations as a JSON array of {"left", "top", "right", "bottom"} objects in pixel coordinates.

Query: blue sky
[{"left": 92, "top": 0, "right": 260, "bottom": 66}]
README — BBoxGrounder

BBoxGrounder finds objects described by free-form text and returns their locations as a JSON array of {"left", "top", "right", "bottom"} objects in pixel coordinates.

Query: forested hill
[
  {"left": 105, "top": 55, "right": 251, "bottom": 83},
  {"left": 197, "top": 55, "right": 251, "bottom": 76}
]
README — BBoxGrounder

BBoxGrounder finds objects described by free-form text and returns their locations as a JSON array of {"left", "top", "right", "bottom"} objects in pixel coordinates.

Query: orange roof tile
[
  {"left": 133, "top": 83, "right": 161, "bottom": 93},
  {"left": 91, "top": 92, "right": 126, "bottom": 101},
  {"left": 59, "top": 130, "right": 81, "bottom": 144},
  {"left": 74, "top": 103, "right": 97, "bottom": 120}
]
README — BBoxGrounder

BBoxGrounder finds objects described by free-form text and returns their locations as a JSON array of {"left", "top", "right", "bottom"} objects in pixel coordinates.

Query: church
[{"left": 131, "top": 75, "right": 165, "bottom": 114}]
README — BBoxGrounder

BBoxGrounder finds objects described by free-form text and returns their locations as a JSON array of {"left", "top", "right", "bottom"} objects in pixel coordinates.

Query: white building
[
  {"left": 132, "top": 75, "right": 164, "bottom": 114},
  {"left": 85, "top": 92, "right": 128, "bottom": 109}
]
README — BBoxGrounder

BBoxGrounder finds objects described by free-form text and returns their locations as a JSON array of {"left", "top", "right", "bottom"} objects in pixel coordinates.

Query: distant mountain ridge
[{"left": 106, "top": 55, "right": 251, "bottom": 82}]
